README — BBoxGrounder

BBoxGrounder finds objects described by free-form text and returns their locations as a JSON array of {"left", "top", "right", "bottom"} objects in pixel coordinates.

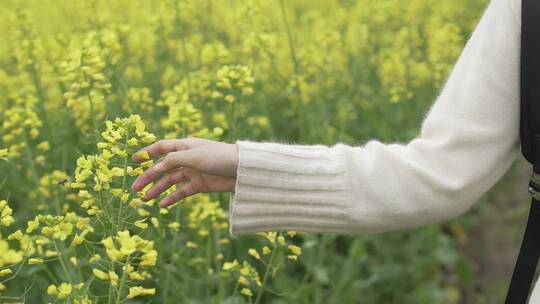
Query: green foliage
[{"left": 0, "top": 0, "right": 488, "bottom": 303}]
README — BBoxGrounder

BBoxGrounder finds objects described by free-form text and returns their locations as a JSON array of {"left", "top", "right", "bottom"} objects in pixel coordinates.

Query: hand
[{"left": 131, "top": 138, "right": 239, "bottom": 208}]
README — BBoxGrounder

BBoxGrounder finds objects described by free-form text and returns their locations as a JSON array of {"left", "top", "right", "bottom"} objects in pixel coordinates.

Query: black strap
[
  {"left": 506, "top": 0, "right": 540, "bottom": 302},
  {"left": 505, "top": 197, "right": 540, "bottom": 303}
]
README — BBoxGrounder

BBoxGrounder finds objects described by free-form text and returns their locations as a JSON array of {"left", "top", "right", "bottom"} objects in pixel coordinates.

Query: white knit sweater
[{"left": 230, "top": 0, "right": 538, "bottom": 301}]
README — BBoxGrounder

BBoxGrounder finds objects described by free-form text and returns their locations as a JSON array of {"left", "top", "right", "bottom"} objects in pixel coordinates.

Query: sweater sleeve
[{"left": 229, "top": 0, "right": 522, "bottom": 236}]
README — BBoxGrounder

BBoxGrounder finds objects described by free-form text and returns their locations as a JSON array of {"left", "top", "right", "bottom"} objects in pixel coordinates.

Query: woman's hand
[{"left": 131, "top": 138, "right": 238, "bottom": 208}]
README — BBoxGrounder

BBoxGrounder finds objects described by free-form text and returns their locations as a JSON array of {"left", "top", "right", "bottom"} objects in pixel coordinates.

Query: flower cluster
[
  {"left": 0, "top": 200, "right": 26, "bottom": 295},
  {"left": 159, "top": 82, "right": 223, "bottom": 139},
  {"left": 100, "top": 230, "right": 157, "bottom": 266},
  {"left": 212, "top": 65, "right": 255, "bottom": 103},
  {"left": 61, "top": 46, "right": 111, "bottom": 131},
  {"left": 123, "top": 87, "right": 155, "bottom": 116},
  {"left": 98, "top": 114, "right": 156, "bottom": 154},
  {"left": 47, "top": 282, "right": 91, "bottom": 303},
  {"left": 1, "top": 107, "right": 43, "bottom": 160},
  {"left": 0, "top": 200, "right": 15, "bottom": 227},
  {"left": 69, "top": 115, "right": 156, "bottom": 215},
  {"left": 187, "top": 196, "right": 228, "bottom": 236},
  {"left": 91, "top": 230, "right": 157, "bottom": 298},
  {"left": 222, "top": 231, "right": 302, "bottom": 300}
]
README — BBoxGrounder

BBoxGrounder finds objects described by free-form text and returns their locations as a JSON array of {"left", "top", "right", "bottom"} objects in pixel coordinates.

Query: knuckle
[
  {"left": 157, "top": 139, "right": 167, "bottom": 153},
  {"left": 166, "top": 174, "right": 175, "bottom": 185},
  {"left": 172, "top": 190, "right": 183, "bottom": 200},
  {"left": 161, "top": 155, "right": 172, "bottom": 168},
  {"left": 185, "top": 186, "right": 195, "bottom": 196}
]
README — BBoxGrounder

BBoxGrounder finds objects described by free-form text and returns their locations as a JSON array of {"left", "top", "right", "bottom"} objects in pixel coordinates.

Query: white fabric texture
[{"left": 229, "top": 0, "right": 539, "bottom": 301}]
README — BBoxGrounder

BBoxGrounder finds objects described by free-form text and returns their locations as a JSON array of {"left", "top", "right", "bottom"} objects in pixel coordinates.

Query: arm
[{"left": 229, "top": 0, "right": 522, "bottom": 235}]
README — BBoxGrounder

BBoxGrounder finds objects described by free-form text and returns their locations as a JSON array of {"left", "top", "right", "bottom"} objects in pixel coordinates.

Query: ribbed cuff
[{"left": 229, "top": 140, "right": 353, "bottom": 236}]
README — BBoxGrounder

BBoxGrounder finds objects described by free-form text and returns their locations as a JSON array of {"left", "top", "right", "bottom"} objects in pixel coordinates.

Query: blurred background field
[{"left": 0, "top": 0, "right": 533, "bottom": 303}]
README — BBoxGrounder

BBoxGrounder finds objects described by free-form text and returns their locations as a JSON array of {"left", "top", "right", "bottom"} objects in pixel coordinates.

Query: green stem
[
  {"left": 26, "top": 45, "right": 54, "bottom": 142},
  {"left": 109, "top": 139, "right": 129, "bottom": 302},
  {"left": 255, "top": 240, "right": 279, "bottom": 304},
  {"left": 115, "top": 256, "right": 131, "bottom": 303},
  {"left": 116, "top": 154, "right": 129, "bottom": 233},
  {"left": 205, "top": 220, "right": 213, "bottom": 300},
  {"left": 53, "top": 241, "right": 75, "bottom": 286},
  {"left": 163, "top": 204, "right": 182, "bottom": 299},
  {"left": 21, "top": 131, "right": 44, "bottom": 207},
  {"left": 87, "top": 91, "right": 100, "bottom": 142},
  {"left": 278, "top": 0, "right": 299, "bottom": 73},
  {"left": 228, "top": 100, "right": 237, "bottom": 141},
  {"left": 232, "top": 279, "right": 240, "bottom": 304},
  {"left": 278, "top": 0, "right": 305, "bottom": 140}
]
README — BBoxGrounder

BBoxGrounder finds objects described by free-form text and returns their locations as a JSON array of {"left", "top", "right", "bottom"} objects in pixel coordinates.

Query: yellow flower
[
  {"left": 57, "top": 282, "right": 73, "bottom": 299},
  {"left": 101, "top": 237, "right": 123, "bottom": 262},
  {"left": 135, "top": 150, "right": 150, "bottom": 160},
  {"left": 0, "top": 200, "right": 14, "bottom": 227},
  {"left": 26, "top": 217, "right": 40, "bottom": 233},
  {"left": 92, "top": 268, "right": 109, "bottom": 280},
  {"left": 287, "top": 255, "right": 298, "bottom": 261},
  {"left": 134, "top": 218, "right": 148, "bottom": 229},
  {"left": 0, "top": 269, "right": 13, "bottom": 276},
  {"left": 7, "top": 230, "right": 23, "bottom": 240},
  {"left": 288, "top": 245, "right": 302, "bottom": 256},
  {"left": 262, "top": 246, "right": 271, "bottom": 255},
  {"left": 127, "top": 286, "right": 156, "bottom": 298},
  {"left": 140, "top": 250, "right": 157, "bottom": 267},
  {"left": 238, "top": 275, "right": 249, "bottom": 285},
  {"left": 168, "top": 222, "right": 180, "bottom": 232},
  {"left": 101, "top": 230, "right": 156, "bottom": 264},
  {"left": 89, "top": 254, "right": 101, "bottom": 263},
  {"left": 0, "top": 149, "right": 8, "bottom": 160},
  {"left": 240, "top": 288, "right": 253, "bottom": 297},
  {"left": 218, "top": 238, "right": 230, "bottom": 245},
  {"left": 45, "top": 250, "right": 58, "bottom": 257},
  {"left": 109, "top": 270, "right": 119, "bottom": 287},
  {"left": 129, "top": 271, "right": 146, "bottom": 281},
  {"left": 28, "top": 258, "right": 44, "bottom": 265},
  {"left": 37, "top": 141, "right": 50, "bottom": 151},
  {"left": 47, "top": 284, "right": 58, "bottom": 296},
  {"left": 42, "top": 221, "right": 74, "bottom": 241},
  {"left": 70, "top": 234, "right": 85, "bottom": 247},
  {"left": 74, "top": 296, "right": 92, "bottom": 304},
  {"left": 222, "top": 259, "right": 239, "bottom": 271},
  {"left": 248, "top": 248, "right": 260, "bottom": 260},
  {"left": 117, "top": 230, "right": 137, "bottom": 256}
]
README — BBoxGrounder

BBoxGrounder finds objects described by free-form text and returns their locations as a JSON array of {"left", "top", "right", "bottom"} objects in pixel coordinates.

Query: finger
[
  {"left": 131, "top": 158, "right": 167, "bottom": 191},
  {"left": 132, "top": 139, "right": 189, "bottom": 163},
  {"left": 159, "top": 183, "right": 198, "bottom": 208},
  {"left": 132, "top": 149, "right": 200, "bottom": 191},
  {"left": 143, "top": 169, "right": 190, "bottom": 201},
  {"left": 154, "top": 149, "right": 202, "bottom": 172}
]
